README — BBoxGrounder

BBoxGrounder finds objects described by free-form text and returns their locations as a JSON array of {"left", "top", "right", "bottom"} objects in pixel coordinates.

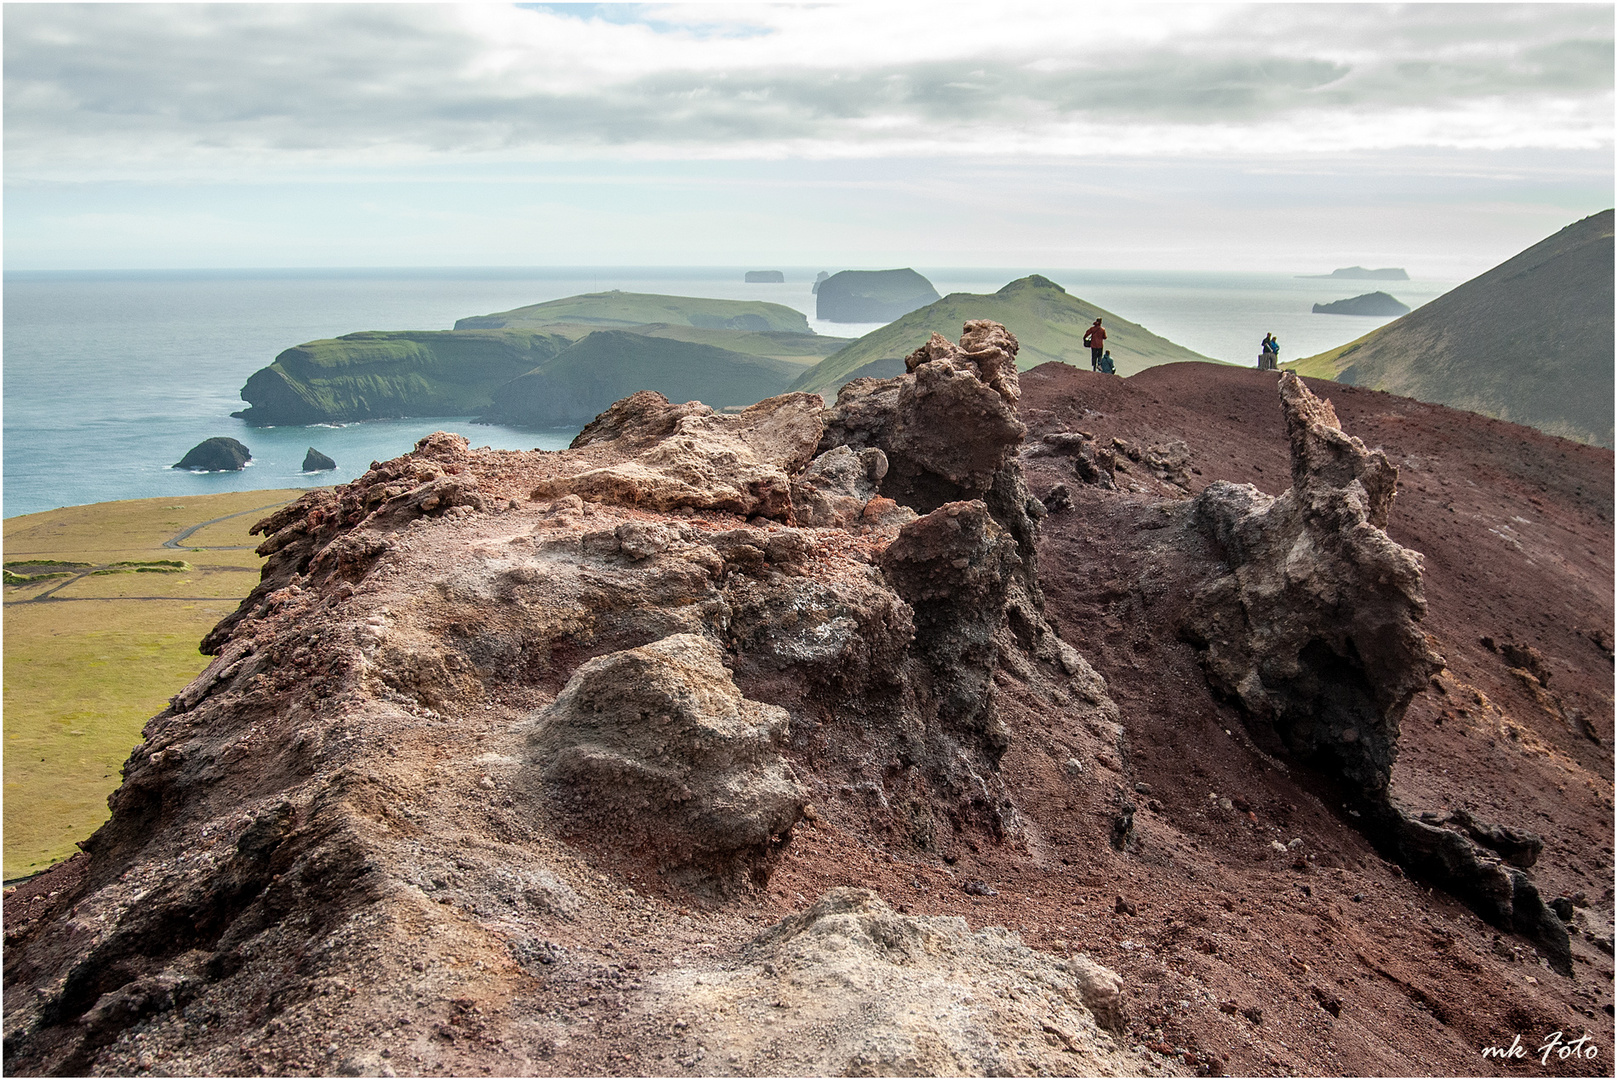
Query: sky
[{"left": 4, "top": 2, "right": 1612, "bottom": 276}]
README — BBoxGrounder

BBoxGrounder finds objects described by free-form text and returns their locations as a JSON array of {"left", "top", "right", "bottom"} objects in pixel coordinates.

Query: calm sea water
[{"left": 2, "top": 266, "right": 1454, "bottom": 518}]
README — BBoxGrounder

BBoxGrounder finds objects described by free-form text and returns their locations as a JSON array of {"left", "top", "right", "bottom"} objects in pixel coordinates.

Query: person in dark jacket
[
  {"left": 1083, "top": 319, "right": 1107, "bottom": 370},
  {"left": 1259, "top": 333, "right": 1279, "bottom": 370}
]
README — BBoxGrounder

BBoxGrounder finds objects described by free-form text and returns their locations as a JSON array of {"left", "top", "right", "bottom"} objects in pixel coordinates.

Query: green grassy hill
[
  {"left": 791, "top": 275, "right": 1214, "bottom": 395},
  {"left": 454, "top": 290, "right": 812, "bottom": 333},
  {"left": 234, "top": 329, "right": 572, "bottom": 426},
  {"left": 1289, "top": 210, "right": 1614, "bottom": 447},
  {"left": 478, "top": 330, "right": 805, "bottom": 427}
]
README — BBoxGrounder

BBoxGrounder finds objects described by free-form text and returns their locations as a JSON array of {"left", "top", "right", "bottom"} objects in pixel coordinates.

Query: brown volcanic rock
[
  {"left": 1184, "top": 372, "right": 1442, "bottom": 801},
  {"left": 5, "top": 344, "right": 1610, "bottom": 1078},
  {"left": 4, "top": 323, "right": 1141, "bottom": 1077},
  {"left": 528, "top": 633, "right": 806, "bottom": 894}
]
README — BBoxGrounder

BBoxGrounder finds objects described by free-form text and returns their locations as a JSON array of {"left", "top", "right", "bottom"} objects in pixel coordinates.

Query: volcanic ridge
[{"left": 4, "top": 324, "right": 1612, "bottom": 1077}]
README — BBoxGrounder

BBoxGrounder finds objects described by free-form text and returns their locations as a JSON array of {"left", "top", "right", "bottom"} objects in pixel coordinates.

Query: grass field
[{"left": 3, "top": 489, "right": 302, "bottom": 880}]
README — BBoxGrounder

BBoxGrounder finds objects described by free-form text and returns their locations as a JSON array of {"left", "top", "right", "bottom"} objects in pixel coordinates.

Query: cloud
[{"left": 5, "top": 2, "right": 1611, "bottom": 181}]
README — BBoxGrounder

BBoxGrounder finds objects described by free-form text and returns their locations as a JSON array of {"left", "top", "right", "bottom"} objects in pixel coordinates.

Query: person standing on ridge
[
  {"left": 1259, "top": 333, "right": 1279, "bottom": 371},
  {"left": 1084, "top": 318, "right": 1107, "bottom": 370}
]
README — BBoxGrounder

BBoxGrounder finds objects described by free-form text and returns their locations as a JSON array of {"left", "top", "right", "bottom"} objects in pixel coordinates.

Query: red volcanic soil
[
  {"left": 768, "top": 362, "right": 1614, "bottom": 1076},
  {"left": 5, "top": 361, "right": 1610, "bottom": 1077}
]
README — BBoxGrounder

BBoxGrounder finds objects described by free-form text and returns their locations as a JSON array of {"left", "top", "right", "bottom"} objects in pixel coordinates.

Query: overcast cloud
[
  {"left": 7, "top": 3, "right": 1612, "bottom": 179},
  {"left": 4, "top": 3, "right": 1611, "bottom": 271}
]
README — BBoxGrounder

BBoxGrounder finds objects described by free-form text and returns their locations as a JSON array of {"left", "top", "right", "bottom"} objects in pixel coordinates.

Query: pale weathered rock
[
  {"left": 635, "top": 889, "right": 1154, "bottom": 1077},
  {"left": 527, "top": 634, "right": 806, "bottom": 891},
  {"left": 531, "top": 391, "right": 825, "bottom": 521}
]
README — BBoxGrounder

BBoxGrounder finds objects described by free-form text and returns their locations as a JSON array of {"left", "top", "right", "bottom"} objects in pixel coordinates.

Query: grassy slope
[
  {"left": 3, "top": 490, "right": 300, "bottom": 879},
  {"left": 480, "top": 330, "right": 804, "bottom": 426},
  {"left": 454, "top": 290, "right": 812, "bottom": 334},
  {"left": 792, "top": 275, "right": 1215, "bottom": 395},
  {"left": 1287, "top": 210, "right": 1615, "bottom": 447}
]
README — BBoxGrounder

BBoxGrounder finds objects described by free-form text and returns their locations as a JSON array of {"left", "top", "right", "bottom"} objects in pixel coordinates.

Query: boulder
[
  {"left": 301, "top": 447, "right": 336, "bottom": 472},
  {"left": 172, "top": 437, "right": 251, "bottom": 471},
  {"left": 791, "top": 445, "right": 890, "bottom": 528},
  {"left": 527, "top": 633, "right": 806, "bottom": 892},
  {"left": 815, "top": 268, "right": 941, "bottom": 323}
]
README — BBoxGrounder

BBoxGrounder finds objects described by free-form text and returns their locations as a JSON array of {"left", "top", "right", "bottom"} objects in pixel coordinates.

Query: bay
[{"left": 2, "top": 266, "right": 1453, "bottom": 518}]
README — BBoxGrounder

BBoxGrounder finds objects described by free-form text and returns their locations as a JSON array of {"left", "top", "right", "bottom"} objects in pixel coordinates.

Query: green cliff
[
  {"left": 233, "top": 329, "right": 572, "bottom": 426},
  {"left": 791, "top": 275, "right": 1213, "bottom": 396},
  {"left": 478, "top": 330, "right": 803, "bottom": 427},
  {"left": 454, "top": 290, "right": 812, "bottom": 333}
]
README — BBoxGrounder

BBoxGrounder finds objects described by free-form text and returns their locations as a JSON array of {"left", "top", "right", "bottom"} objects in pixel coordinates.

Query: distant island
[
  {"left": 816, "top": 268, "right": 941, "bottom": 323},
  {"left": 1312, "top": 292, "right": 1411, "bottom": 317},
  {"left": 1300, "top": 266, "right": 1410, "bottom": 280},
  {"left": 233, "top": 291, "right": 851, "bottom": 427},
  {"left": 744, "top": 270, "right": 785, "bottom": 283}
]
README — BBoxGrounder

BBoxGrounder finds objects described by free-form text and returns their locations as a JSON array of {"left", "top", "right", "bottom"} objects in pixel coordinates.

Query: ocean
[{"left": 2, "top": 266, "right": 1455, "bottom": 519}]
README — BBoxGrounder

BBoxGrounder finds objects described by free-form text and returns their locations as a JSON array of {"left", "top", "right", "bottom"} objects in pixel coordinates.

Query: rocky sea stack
[
  {"left": 172, "top": 437, "right": 250, "bottom": 471},
  {"left": 301, "top": 447, "right": 336, "bottom": 472}
]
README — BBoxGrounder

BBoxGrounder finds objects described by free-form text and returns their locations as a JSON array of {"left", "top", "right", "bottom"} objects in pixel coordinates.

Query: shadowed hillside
[{"left": 1290, "top": 210, "right": 1615, "bottom": 447}]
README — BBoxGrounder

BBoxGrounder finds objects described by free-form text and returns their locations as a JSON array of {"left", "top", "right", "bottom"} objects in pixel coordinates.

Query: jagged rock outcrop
[
  {"left": 1183, "top": 372, "right": 1436, "bottom": 799},
  {"left": 631, "top": 888, "right": 1155, "bottom": 1076},
  {"left": 527, "top": 634, "right": 806, "bottom": 893},
  {"left": 1181, "top": 371, "right": 1570, "bottom": 972},
  {"left": 4, "top": 321, "right": 1134, "bottom": 1076},
  {"left": 172, "top": 437, "right": 250, "bottom": 472}
]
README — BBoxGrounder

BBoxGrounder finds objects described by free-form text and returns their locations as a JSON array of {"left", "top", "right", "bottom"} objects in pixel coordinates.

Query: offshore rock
[
  {"left": 172, "top": 437, "right": 250, "bottom": 472},
  {"left": 527, "top": 634, "right": 805, "bottom": 893},
  {"left": 301, "top": 447, "right": 336, "bottom": 472}
]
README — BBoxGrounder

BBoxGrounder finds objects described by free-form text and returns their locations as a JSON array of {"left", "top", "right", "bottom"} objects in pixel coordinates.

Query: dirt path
[{"left": 161, "top": 499, "right": 289, "bottom": 549}]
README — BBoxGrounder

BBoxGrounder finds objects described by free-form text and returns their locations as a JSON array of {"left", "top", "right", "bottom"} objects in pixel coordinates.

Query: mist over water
[{"left": 3, "top": 266, "right": 1454, "bottom": 518}]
